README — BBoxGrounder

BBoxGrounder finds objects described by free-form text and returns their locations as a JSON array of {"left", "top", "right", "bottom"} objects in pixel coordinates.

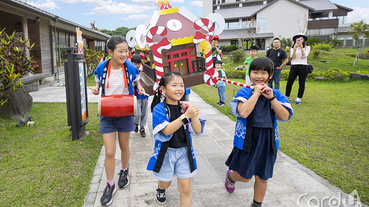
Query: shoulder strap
[
  {"left": 270, "top": 107, "right": 276, "bottom": 154},
  {"left": 123, "top": 62, "right": 130, "bottom": 95},
  {"left": 163, "top": 101, "right": 196, "bottom": 172},
  {"left": 244, "top": 111, "right": 253, "bottom": 152},
  {"left": 101, "top": 60, "right": 110, "bottom": 96},
  {"left": 153, "top": 141, "right": 169, "bottom": 173}
]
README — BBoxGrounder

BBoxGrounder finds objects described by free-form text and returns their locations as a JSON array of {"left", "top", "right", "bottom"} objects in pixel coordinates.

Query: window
[
  {"left": 258, "top": 18, "right": 266, "bottom": 30},
  {"left": 337, "top": 16, "right": 346, "bottom": 25},
  {"left": 226, "top": 21, "right": 239, "bottom": 29},
  {"left": 221, "top": 4, "right": 239, "bottom": 9}
]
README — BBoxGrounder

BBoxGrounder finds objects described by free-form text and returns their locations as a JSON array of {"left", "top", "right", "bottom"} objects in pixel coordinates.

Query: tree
[
  {"left": 348, "top": 21, "right": 369, "bottom": 47},
  {"left": 100, "top": 26, "right": 136, "bottom": 37},
  {"left": 84, "top": 47, "right": 103, "bottom": 77},
  {"left": 238, "top": 17, "right": 257, "bottom": 49}
]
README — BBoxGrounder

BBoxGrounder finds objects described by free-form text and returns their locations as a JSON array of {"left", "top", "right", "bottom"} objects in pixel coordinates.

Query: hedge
[{"left": 224, "top": 68, "right": 351, "bottom": 81}]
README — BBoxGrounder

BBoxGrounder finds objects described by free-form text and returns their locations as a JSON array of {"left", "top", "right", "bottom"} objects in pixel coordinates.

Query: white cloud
[
  {"left": 123, "top": 14, "right": 148, "bottom": 21},
  {"left": 132, "top": 0, "right": 155, "bottom": 3},
  {"left": 191, "top": 1, "right": 202, "bottom": 7},
  {"left": 58, "top": 0, "right": 114, "bottom": 5},
  {"left": 90, "top": 3, "right": 156, "bottom": 15},
  {"left": 28, "top": 0, "right": 58, "bottom": 9},
  {"left": 347, "top": 7, "right": 369, "bottom": 24},
  {"left": 132, "top": 0, "right": 184, "bottom": 4}
]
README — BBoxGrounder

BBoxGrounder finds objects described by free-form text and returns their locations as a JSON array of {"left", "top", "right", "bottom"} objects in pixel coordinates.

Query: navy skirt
[{"left": 225, "top": 127, "right": 277, "bottom": 180}]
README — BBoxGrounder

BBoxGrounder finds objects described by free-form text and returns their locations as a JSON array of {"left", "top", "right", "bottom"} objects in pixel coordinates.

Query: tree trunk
[{"left": 0, "top": 86, "right": 33, "bottom": 120}]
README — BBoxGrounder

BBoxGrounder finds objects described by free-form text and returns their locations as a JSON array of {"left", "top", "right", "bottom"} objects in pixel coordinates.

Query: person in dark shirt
[{"left": 265, "top": 38, "right": 289, "bottom": 89}]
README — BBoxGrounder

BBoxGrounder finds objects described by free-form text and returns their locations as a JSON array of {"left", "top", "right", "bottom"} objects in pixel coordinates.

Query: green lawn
[
  {"left": 192, "top": 79, "right": 369, "bottom": 205},
  {"left": 0, "top": 103, "right": 103, "bottom": 206}
]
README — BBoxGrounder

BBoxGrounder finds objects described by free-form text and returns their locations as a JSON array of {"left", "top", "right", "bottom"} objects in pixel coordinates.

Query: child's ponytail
[{"left": 150, "top": 86, "right": 162, "bottom": 112}]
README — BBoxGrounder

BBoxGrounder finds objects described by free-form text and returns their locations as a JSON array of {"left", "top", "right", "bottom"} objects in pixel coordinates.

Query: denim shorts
[
  {"left": 153, "top": 147, "right": 197, "bottom": 182},
  {"left": 99, "top": 115, "right": 135, "bottom": 134}
]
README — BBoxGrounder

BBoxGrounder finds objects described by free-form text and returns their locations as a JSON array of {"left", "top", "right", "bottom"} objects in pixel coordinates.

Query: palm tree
[
  {"left": 348, "top": 20, "right": 369, "bottom": 47},
  {"left": 348, "top": 21, "right": 369, "bottom": 66}
]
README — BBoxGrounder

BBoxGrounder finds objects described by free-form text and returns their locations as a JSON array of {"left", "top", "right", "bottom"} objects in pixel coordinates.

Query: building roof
[
  {"left": 214, "top": 0, "right": 351, "bottom": 20},
  {"left": 334, "top": 3, "right": 353, "bottom": 12},
  {"left": 297, "top": 0, "right": 338, "bottom": 12},
  {"left": 2, "top": 0, "right": 110, "bottom": 39}
]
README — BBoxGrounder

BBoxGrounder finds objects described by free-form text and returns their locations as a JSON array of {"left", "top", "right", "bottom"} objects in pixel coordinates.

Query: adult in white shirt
[{"left": 285, "top": 33, "right": 310, "bottom": 104}]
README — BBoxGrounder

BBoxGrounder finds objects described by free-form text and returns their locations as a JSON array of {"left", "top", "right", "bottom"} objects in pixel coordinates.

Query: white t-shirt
[
  {"left": 105, "top": 68, "right": 129, "bottom": 96},
  {"left": 291, "top": 46, "right": 310, "bottom": 65}
]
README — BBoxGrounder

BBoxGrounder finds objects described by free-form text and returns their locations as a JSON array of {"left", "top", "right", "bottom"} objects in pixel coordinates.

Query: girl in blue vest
[
  {"left": 225, "top": 57, "right": 293, "bottom": 207},
  {"left": 147, "top": 72, "right": 206, "bottom": 206},
  {"left": 91, "top": 36, "right": 145, "bottom": 206}
]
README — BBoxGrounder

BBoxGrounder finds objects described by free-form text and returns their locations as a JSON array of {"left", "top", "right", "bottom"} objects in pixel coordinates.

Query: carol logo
[{"left": 298, "top": 190, "right": 362, "bottom": 207}]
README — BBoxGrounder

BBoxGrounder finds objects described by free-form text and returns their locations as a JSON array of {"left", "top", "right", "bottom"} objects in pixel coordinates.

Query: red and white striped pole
[{"left": 212, "top": 76, "right": 270, "bottom": 94}]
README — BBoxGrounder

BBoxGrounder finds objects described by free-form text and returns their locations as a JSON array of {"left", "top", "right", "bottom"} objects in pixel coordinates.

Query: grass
[
  {"left": 192, "top": 79, "right": 369, "bottom": 205},
  {"left": 86, "top": 75, "right": 96, "bottom": 87},
  {"left": 0, "top": 102, "right": 103, "bottom": 206}
]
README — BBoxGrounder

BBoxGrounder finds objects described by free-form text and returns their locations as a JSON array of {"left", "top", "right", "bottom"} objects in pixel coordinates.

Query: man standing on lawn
[{"left": 266, "top": 37, "right": 289, "bottom": 89}]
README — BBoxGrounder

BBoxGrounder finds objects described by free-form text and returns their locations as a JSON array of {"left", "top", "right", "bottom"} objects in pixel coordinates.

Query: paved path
[{"left": 30, "top": 81, "right": 365, "bottom": 207}]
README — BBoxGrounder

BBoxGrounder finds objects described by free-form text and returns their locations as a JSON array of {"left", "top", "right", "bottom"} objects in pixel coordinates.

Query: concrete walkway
[{"left": 30, "top": 80, "right": 365, "bottom": 207}]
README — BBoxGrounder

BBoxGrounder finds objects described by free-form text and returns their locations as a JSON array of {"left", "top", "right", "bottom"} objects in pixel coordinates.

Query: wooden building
[{"left": 0, "top": 0, "right": 110, "bottom": 78}]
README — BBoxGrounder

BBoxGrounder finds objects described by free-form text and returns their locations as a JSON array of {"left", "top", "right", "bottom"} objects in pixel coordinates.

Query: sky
[{"left": 27, "top": 0, "right": 369, "bottom": 31}]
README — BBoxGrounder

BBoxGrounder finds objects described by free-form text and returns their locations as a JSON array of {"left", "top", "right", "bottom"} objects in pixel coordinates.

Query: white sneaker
[{"left": 295, "top": 97, "right": 301, "bottom": 104}]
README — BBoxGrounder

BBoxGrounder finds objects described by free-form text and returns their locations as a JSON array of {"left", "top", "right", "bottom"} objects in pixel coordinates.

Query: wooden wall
[
  {"left": 39, "top": 19, "right": 53, "bottom": 75},
  {"left": 28, "top": 18, "right": 42, "bottom": 74}
]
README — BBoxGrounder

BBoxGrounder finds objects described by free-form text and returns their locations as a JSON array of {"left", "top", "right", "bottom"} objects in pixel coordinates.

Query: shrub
[
  {"left": 324, "top": 68, "right": 350, "bottom": 81},
  {"left": 229, "top": 49, "right": 246, "bottom": 63},
  {"left": 84, "top": 47, "right": 103, "bottom": 77},
  {"left": 221, "top": 44, "right": 238, "bottom": 53},
  {"left": 312, "top": 43, "right": 332, "bottom": 51},
  {"left": 357, "top": 70, "right": 369, "bottom": 74},
  {"left": 0, "top": 29, "right": 38, "bottom": 106},
  {"left": 224, "top": 69, "right": 245, "bottom": 79},
  {"left": 344, "top": 52, "right": 369, "bottom": 59},
  {"left": 344, "top": 53, "right": 356, "bottom": 58},
  {"left": 280, "top": 70, "right": 289, "bottom": 80},
  {"left": 225, "top": 68, "right": 351, "bottom": 81},
  {"left": 312, "top": 49, "right": 320, "bottom": 59},
  {"left": 280, "top": 38, "right": 293, "bottom": 49},
  {"left": 329, "top": 38, "right": 344, "bottom": 48},
  {"left": 306, "top": 37, "right": 320, "bottom": 46}
]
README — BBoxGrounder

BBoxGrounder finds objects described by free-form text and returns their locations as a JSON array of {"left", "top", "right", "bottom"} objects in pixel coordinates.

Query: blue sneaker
[{"left": 295, "top": 98, "right": 301, "bottom": 104}]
